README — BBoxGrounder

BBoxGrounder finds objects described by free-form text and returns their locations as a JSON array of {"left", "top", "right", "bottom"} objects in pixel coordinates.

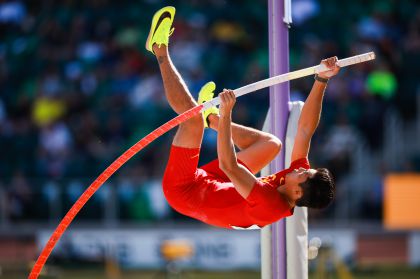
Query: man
[{"left": 146, "top": 7, "right": 337, "bottom": 229}]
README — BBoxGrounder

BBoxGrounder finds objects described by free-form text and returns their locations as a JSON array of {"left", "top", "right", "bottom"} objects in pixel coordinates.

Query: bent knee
[{"left": 266, "top": 135, "right": 282, "bottom": 155}]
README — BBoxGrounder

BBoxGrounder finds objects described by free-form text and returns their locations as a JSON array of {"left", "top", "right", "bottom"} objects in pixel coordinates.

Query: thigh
[
  {"left": 163, "top": 145, "right": 201, "bottom": 187},
  {"left": 172, "top": 114, "right": 204, "bottom": 148},
  {"left": 162, "top": 145, "right": 202, "bottom": 211},
  {"left": 236, "top": 139, "right": 281, "bottom": 174}
]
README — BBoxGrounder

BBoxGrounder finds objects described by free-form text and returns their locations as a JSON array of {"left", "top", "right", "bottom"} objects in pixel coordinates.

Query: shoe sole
[
  {"left": 145, "top": 6, "right": 176, "bottom": 52},
  {"left": 198, "top": 82, "right": 216, "bottom": 104}
]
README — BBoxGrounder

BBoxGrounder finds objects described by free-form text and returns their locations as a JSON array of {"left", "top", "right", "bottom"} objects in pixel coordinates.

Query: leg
[
  {"left": 197, "top": 82, "right": 280, "bottom": 173},
  {"left": 208, "top": 114, "right": 282, "bottom": 174},
  {"left": 153, "top": 45, "right": 204, "bottom": 148}
]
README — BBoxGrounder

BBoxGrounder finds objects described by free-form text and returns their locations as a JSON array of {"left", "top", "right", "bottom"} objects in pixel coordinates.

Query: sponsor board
[{"left": 38, "top": 228, "right": 261, "bottom": 269}]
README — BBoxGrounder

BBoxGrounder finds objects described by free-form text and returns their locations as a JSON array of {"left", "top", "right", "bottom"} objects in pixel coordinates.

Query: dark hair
[{"left": 296, "top": 168, "right": 335, "bottom": 209}]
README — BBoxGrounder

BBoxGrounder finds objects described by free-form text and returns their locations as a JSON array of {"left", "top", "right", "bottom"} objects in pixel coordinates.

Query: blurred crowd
[{"left": 0, "top": 0, "right": 419, "bottom": 224}]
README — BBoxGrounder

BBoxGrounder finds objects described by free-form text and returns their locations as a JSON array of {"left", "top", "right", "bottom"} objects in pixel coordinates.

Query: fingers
[
  {"left": 322, "top": 56, "right": 340, "bottom": 70},
  {"left": 220, "top": 89, "right": 236, "bottom": 104},
  {"left": 219, "top": 89, "right": 236, "bottom": 115},
  {"left": 322, "top": 56, "right": 336, "bottom": 67},
  {"left": 318, "top": 56, "right": 341, "bottom": 79}
]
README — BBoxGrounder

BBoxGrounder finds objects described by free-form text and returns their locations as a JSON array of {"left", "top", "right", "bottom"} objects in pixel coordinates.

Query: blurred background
[{"left": 0, "top": 0, "right": 419, "bottom": 278}]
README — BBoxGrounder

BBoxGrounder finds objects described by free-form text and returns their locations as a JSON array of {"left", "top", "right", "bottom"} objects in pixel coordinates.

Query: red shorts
[
  {"left": 162, "top": 145, "right": 204, "bottom": 216},
  {"left": 162, "top": 145, "right": 201, "bottom": 189},
  {"left": 162, "top": 145, "right": 248, "bottom": 220}
]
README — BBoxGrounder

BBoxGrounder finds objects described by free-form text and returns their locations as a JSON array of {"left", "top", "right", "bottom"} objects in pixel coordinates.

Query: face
[
  {"left": 280, "top": 168, "right": 317, "bottom": 200},
  {"left": 286, "top": 167, "right": 317, "bottom": 184}
]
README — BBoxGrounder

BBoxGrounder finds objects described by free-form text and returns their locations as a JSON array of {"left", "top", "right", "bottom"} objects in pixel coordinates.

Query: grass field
[{"left": 3, "top": 267, "right": 420, "bottom": 279}]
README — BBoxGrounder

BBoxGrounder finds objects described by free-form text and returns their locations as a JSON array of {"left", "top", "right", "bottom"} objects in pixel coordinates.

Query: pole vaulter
[{"left": 29, "top": 51, "right": 375, "bottom": 279}]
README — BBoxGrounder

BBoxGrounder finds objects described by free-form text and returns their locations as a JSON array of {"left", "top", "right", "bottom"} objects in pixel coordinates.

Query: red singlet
[{"left": 162, "top": 145, "right": 310, "bottom": 229}]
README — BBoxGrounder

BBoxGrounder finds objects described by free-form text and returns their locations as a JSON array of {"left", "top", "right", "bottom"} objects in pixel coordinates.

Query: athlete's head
[
  {"left": 296, "top": 168, "right": 335, "bottom": 209},
  {"left": 283, "top": 167, "right": 335, "bottom": 209}
]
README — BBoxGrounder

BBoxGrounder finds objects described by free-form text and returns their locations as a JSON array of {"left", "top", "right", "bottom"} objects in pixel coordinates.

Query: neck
[
  {"left": 284, "top": 195, "right": 296, "bottom": 208},
  {"left": 278, "top": 182, "right": 296, "bottom": 208}
]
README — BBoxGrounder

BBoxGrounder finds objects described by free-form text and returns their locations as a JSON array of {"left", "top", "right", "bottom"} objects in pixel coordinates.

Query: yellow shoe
[
  {"left": 198, "top": 81, "right": 219, "bottom": 128},
  {"left": 145, "top": 6, "right": 176, "bottom": 53}
]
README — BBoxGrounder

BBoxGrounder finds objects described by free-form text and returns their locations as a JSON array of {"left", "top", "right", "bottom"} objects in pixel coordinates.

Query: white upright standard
[{"left": 261, "top": 101, "right": 307, "bottom": 279}]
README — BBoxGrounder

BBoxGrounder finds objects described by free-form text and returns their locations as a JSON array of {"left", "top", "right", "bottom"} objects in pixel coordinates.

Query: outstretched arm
[
  {"left": 217, "top": 89, "right": 258, "bottom": 198},
  {"left": 291, "top": 57, "right": 340, "bottom": 161}
]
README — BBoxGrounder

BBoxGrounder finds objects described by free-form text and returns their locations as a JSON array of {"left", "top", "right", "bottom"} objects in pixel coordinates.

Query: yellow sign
[{"left": 384, "top": 174, "right": 420, "bottom": 229}]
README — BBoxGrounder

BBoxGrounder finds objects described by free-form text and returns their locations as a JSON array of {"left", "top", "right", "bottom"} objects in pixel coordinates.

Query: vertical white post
[
  {"left": 285, "top": 102, "right": 308, "bottom": 279},
  {"left": 261, "top": 113, "right": 273, "bottom": 279}
]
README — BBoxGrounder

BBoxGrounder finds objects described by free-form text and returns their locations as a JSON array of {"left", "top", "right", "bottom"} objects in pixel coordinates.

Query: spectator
[{"left": 7, "top": 171, "right": 33, "bottom": 221}]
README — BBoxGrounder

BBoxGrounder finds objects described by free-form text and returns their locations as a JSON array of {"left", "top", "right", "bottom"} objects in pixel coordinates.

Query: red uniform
[{"left": 162, "top": 145, "right": 310, "bottom": 229}]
